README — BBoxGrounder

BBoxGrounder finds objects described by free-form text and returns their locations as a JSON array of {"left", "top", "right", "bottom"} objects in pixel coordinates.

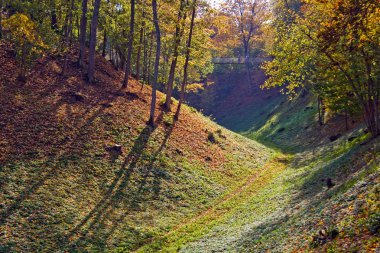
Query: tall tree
[
  {"left": 79, "top": 0, "right": 88, "bottom": 67},
  {"left": 148, "top": 0, "right": 161, "bottom": 126},
  {"left": 136, "top": 5, "right": 146, "bottom": 82},
  {"left": 164, "top": 0, "right": 186, "bottom": 111},
  {"left": 174, "top": 0, "right": 196, "bottom": 120},
  {"left": 0, "top": 0, "right": 3, "bottom": 39},
  {"left": 87, "top": 0, "right": 101, "bottom": 83},
  {"left": 50, "top": 0, "right": 58, "bottom": 32},
  {"left": 122, "top": 0, "right": 136, "bottom": 89}
]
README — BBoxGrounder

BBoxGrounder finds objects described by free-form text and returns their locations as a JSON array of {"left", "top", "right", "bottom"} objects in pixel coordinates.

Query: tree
[
  {"left": 78, "top": 0, "right": 88, "bottom": 67},
  {"left": 263, "top": 0, "right": 380, "bottom": 137},
  {"left": 164, "top": 0, "right": 186, "bottom": 111},
  {"left": 0, "top": 0, "right": 4, "bottom": 39},
  {"left": 88, "top": 0, "right": 101, "bottom": 83},
  {"left": 2, "top": 13, "right": 46, "bottom": 81},
  {"left": 122, "top": 0, "right": 136, "bottom": 89},
  {"left": 148, "top": 0, "right": 161, "bottom": 126},
  {"left": 174, "top": 0, "right": 197, "bottom": 120},
  {"left": 222, "top": 0, "right": 266, "bottom": 86}
]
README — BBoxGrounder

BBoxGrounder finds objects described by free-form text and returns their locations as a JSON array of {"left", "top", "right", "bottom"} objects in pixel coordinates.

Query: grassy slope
[
  {"left": 0, "top": 43, "right": 274, "bottom": 252},
  {"left": 0, "top": 42, "right": 379, "bottom": 253},
  {"left": 171, "top": 71, "right": 380, "bottom": 252}
]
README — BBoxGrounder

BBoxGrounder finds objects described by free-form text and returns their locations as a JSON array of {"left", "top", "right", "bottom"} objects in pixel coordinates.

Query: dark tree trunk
[
  {"left": 175, "top": 0, "right": 196, "bottom": 121},
  {"left": 318, "top": 96, "right": 325, "bottom": 126},
  {"left": 0, "top": 0, "right": 3, "bottom": 39},
  {"left": 122, "top": 0, "right": 136, "bottom": 89},
  {"left": 148, "top": 0, "right": 161, "bottom": 126},
  {"left": 147, "top": 32, "right": 154, "bottom": 85},
  {"left": 79, "top": 0, "right": 88, "bottom": 67},
  {"left": 62, "top": 0, "right": 75, "bottom": 75},
  {"left": 87, "top": 0, "right": 101, "bottom": 83},
  {"left": 142, "top": 31, "right": 148, "bottom": 86},
  {"left": 164, "top": 0, "right": 186, "bottom": 111},
  {"left": 50, "top": 0, "right": 58, "bottom": 32},
  {"left": 136, "top": 15, "right": 145, "bottom": 82},
  {"left": 102, "top": 29, "right": 107, "bottom": 57}
]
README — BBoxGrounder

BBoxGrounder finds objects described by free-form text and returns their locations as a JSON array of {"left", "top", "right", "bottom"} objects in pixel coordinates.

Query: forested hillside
[{"left": 0, "top": 0, "right": 379, "bottom": 252}]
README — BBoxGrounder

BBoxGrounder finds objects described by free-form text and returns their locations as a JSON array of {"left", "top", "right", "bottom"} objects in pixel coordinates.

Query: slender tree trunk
[
  {"left": 79, "top": 0, "right": 88, "bottom": 67},
  {"left": 142, "top": 29, "right": 147, "bottom": 85},
  {"left": 87, "top": 0, "right": 101, "bottom": 83},
  {"left": 136, "top": 15, "right": 145, "bottom": 82},
  {"left": 164, "top": 0, "right": 186, "bottom": 111},
  {"left": 147, "top": 32, "right": 154, "bottom": 85},
  {"left": 174, "top": 0, "right": 196, "bottom": 121},
  {"left": 148, "top": 0, "right": 161, "bottom": 126},
  {"left": 102, "top": 29, "right": 107, "bottom": 57},
  {"left": 50, "top": 0, "right": 58, "bottom": 32},
  {"left": 62, "top": 0, "right": 75, "bottom": 75},
  {"left": 0, "top": 0, "right": 3, "bottom": 39},
  {"left": 122, "top": 0, "right": 136, "bottom": 89}
]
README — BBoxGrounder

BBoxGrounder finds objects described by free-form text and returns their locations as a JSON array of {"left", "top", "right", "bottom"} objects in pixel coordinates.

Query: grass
[{"left": 1, "top": 42, "right": 379, "bottom": 253}]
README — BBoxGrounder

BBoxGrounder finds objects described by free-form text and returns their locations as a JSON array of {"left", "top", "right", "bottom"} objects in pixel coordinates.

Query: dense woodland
[{"left": 0, "top": 0, "right": 378, "bottom": 135}]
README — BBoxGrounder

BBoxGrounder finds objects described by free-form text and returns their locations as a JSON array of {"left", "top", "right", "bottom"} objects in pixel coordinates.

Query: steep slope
[
  {"left": 0, "top": 42, "right": 276, "bottom": 252},
  {"left": 173, "top": 69, "right": 380, "bottom": 252}
]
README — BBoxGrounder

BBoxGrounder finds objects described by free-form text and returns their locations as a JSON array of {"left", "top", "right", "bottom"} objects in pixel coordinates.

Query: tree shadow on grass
[
  {"left": 0, "top": 91, "right": 120, "bottom": 224},
  {"left": 60, "top": 113, "right": 177, "bottom": 251}
]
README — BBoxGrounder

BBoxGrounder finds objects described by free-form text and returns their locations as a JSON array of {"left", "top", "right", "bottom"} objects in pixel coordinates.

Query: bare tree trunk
[
  {"left": 50, "top": 0, "right": 58, "bottom": 32},
  {"left": 102, "top": 29, "right": 107, "bottom": 57},
  {"left": 148, "top": 0, "right": 161, "bottom": 126},
  {"left": 142, "top": 30, "right": 148, "bottom": 86},
  {"left": 147, "top": 32, "right": 154, "bottom": 85},
  {"left": 87, "top": 0, "right": 101, "bottom": 83},
  {"left": 174, "top": 0, "right": 196, "bottom": 121},
  {"left": 136, "top": 13, "right": 145, "bottom": 82},
  {"left": 62, "top": 0, "right": 75, "bottom": 75},
  {"left": 164, "top": 0, "right": 186, "bottom": 111},
  {"left": 0, "top": 0, "right": 3, "bottom": 39},
  {"left": 122, "top": 0, "right": 136, "bottom": 89},
  {"left": 79, "top": 0, "right": 88, "bottom": 67}
]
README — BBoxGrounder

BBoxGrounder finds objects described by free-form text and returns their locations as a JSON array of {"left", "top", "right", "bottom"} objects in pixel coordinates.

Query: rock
[
  {"left": 326, "top": 178, "right": 334, "bottom": 189},
  {"left": 329, "top": 134, "right": 342, "bottom": 142},
  {"left": 101, "top": 102, "right": 113, "bottom": 108},
  {"left": 175, "top": 148, "right": 183, "bottom": 155},
  {"left": 304, "top": 106, "right": 313, "bottom": 111},
  {"left": 105, "top": 144, "right": 122, "bottom": 155},
  {"left": 62, "top": 91, "right": 85, "bottom": 103}
]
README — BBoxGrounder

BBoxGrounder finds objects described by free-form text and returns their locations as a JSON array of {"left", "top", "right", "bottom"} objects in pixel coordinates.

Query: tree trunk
[
  {"left": 164, "top": 0, "right": 186, "bottom": 111},
  {"left": 87, "top": 0, "right": 101, "bottom": 83},
  {"left": 147, "top": 32, "right": 154, "bottom": 85},
  {"left": 0, "top": 0, "right": 3, "bottom": 39},
  {"left": 79, "top": 0, "right": 88, "bottom": 67},
  {"left": 136, "top": 15, "right": 145, "bottom": 82},
  {"left": 50, "top": 0, "right": 58, "bottom": 32},
  {"left": 142, "top": 29, "right": 148, "bottom": 86},
  {"left": 102, "top": 29, "right": 107, "bottom": 57},
  {"left": 122, "top": 0, "right": 136, "bottom": 89},
  {"left": 148, "top": 0, "right": 161, "bottom": 126},
  {"left": 174, "top": 0, "right": 196, "bottom": 121},
  {"left": 62, "top": 0, "right": 75, "bottom": 75}
]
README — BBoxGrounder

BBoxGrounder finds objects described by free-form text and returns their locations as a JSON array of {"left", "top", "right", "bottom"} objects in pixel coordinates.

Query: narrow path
[{"left": 133, "top": 154, "right": 288, "bottom": 252}]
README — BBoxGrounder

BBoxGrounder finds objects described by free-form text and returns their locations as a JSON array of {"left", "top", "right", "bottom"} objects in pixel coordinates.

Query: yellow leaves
[{"left": 2, "top": 13, "right": 46, "bottom": 49}]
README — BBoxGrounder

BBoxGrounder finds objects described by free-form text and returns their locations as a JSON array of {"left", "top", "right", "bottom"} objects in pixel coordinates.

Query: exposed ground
[{"left": 0, "top": 43, "right": 379, "bottom": 252}]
